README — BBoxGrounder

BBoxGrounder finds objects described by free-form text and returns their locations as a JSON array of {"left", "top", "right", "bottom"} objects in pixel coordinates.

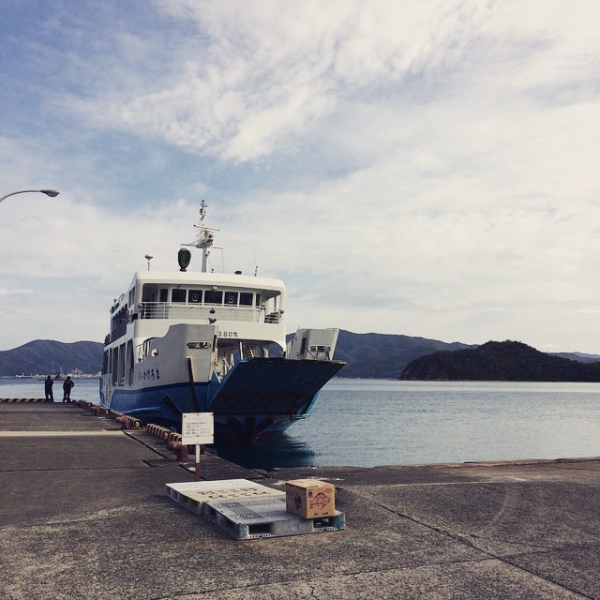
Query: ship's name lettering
[
  {"left": 139, "top": 368, "right": 160, "bottom": 381},
  {"left": 217, "top": 331, "right": 238, "bottom": 338}
]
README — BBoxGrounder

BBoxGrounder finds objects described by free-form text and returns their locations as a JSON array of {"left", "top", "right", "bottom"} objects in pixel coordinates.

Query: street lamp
[{"left": 0, "top": 189, "right": 60, "bottom": 204}]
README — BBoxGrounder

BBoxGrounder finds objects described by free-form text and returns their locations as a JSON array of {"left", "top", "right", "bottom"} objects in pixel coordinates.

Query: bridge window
[
  {"left": 188, "top": 290, "right": 203, "bottom": 303},
  {"left": 205, "top": 290, "right": 223, "bottom": 304},
  {"left": 240, "top": 292, "right": 253, "bottom": 306},
  {"left": 142, "top": 284, "right": 158, "bottom": 302},
  {"left": 172, "top": 288, "right": 186, "bottom": 303},
  {"left": 224, "top": 291, "right": 238, "bottom": 305}
]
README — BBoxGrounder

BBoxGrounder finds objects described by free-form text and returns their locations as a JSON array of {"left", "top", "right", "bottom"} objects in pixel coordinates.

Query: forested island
[{"left": 400, "top": 341, "right": 600, "bottom": 382}]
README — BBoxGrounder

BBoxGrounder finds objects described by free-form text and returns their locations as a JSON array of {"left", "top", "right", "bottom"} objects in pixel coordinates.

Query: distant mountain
[
  {"left": 332, "top": 330, "right": 475, "bottom": 379},
  {"left": 553, "top": 352, "right": 600, "bottom": 364},
  {"left": 0, "top": 340, "right": 103, "bottom": 377},
  {"left": 400, "top": 340, "right": 600, "bottom": 382}
]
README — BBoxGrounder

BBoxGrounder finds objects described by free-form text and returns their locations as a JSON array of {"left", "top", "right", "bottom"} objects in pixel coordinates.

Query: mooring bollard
[
  {"left": 166, "top": 441, "right": 189, "bottom": 461},
  {"left": 115, "top": 416, "right": 131, "bottom": 430}
]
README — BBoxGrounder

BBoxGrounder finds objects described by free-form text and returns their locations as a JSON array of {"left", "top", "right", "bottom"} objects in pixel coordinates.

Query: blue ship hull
[{"left": 101, "top": 357, "right": 345, "bottom": 440}]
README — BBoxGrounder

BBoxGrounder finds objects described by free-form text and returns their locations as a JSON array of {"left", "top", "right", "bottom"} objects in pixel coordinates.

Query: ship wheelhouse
[{"left": 101, "top": 270, "right": 287, "bottom": 392}]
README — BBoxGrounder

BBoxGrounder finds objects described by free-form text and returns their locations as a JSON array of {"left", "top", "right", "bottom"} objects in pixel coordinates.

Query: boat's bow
[{"left": 206, "top": 357, "right": 345, "bottom": 439}]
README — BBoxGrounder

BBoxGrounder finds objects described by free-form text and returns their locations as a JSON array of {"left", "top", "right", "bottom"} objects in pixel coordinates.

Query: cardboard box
[{"left": 285, "top": 479, "right": 336, "bottom": 519}]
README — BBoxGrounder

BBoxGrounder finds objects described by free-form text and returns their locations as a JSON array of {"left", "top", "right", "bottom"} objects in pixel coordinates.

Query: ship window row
[{"left": 153, "top": 287, "right": 258, "bottom": 307}]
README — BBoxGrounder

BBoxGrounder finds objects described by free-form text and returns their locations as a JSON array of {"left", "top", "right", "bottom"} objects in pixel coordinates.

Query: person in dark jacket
[
  {"left": 62, "top": 376, "right": 74, "bottom": 402},
  {"left": 44, "top": 376, "right": 54, "bottom": 402}
]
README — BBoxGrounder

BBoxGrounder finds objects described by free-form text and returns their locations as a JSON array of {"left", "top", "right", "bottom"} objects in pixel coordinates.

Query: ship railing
[
  {"left": 264, "top": 310, "right": 283, "bottom": 324},
  {"left": 136, "top": 302, "right": 279, "bottom": 324}
]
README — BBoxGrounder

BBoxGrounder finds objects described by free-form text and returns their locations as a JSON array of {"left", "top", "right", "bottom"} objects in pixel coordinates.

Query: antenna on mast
[{"left": 181, "top": 200, "right": 220, "bottom": 273}]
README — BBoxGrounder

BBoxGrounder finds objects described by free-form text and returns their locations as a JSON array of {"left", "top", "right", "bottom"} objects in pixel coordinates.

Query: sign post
[{"left": 181, "top": 413, "right": 214, "bottom": 481}]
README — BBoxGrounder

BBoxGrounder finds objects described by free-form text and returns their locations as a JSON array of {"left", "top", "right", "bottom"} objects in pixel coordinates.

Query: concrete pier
[{"left": 1, "top": 401, "right": 600, "bottom": 599}]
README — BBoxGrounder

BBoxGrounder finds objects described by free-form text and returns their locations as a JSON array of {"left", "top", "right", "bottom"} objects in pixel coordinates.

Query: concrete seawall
[{"left": 1, "top": 401, "right": 599, "bottom": 599}]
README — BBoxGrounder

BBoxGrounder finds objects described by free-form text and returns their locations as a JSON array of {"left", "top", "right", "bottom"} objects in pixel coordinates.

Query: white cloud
[
  {"left": 64, "top": 0, "right": 499, "bottom": 161},
  {"left": 1, "top": 0, "right": 600, "bottom": 354}
]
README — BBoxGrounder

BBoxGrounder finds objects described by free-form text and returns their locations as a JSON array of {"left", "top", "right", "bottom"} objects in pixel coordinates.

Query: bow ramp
[{"left": 207, "top": 357, "right": 345, "bottom": 417}]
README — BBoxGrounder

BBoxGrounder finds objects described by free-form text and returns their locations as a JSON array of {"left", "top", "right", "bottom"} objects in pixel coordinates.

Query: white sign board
[{"left": 182, "top": 412, "right": 214, "bottom": 445}]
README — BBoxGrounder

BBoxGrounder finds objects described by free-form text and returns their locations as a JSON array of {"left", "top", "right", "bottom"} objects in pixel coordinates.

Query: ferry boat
[{"left": 99, "top": 201, "right": 344, "bottom": 440}]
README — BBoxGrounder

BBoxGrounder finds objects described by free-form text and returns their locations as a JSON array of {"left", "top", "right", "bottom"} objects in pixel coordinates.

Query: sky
[{"left": 1, "top": 0, "right": 600, "bottom": 354}]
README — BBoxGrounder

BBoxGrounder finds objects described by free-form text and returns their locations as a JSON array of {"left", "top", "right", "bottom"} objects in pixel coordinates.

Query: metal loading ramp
[
  {"left": 207, "top": 358, "right": 346, "bottom": 415},
  {"left": 165, "top": 479, "right": 345, "bottom": 540}
]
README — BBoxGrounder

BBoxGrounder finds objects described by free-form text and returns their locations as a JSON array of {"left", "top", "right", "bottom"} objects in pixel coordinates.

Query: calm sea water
[{"left": 3, "top": 377, "right": 600, "bottom": 470}]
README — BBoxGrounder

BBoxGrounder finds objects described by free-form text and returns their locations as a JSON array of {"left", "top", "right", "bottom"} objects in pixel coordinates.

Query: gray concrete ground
[{"left": 1, "top": 401, "right": 599, "bottom": 599}]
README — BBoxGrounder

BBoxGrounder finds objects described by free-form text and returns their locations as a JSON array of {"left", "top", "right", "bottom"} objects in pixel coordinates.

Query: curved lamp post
[{"left": 0, "top": 189, "right": 60, "bottom": 204}]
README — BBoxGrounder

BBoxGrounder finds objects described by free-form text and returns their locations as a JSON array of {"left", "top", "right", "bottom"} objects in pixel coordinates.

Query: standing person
[
  {"left": 44, "top": 376, "right": 54, "bottom": 402},
  {"left": 62, "top": 376, "right": 74, "bottom": 402}
]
